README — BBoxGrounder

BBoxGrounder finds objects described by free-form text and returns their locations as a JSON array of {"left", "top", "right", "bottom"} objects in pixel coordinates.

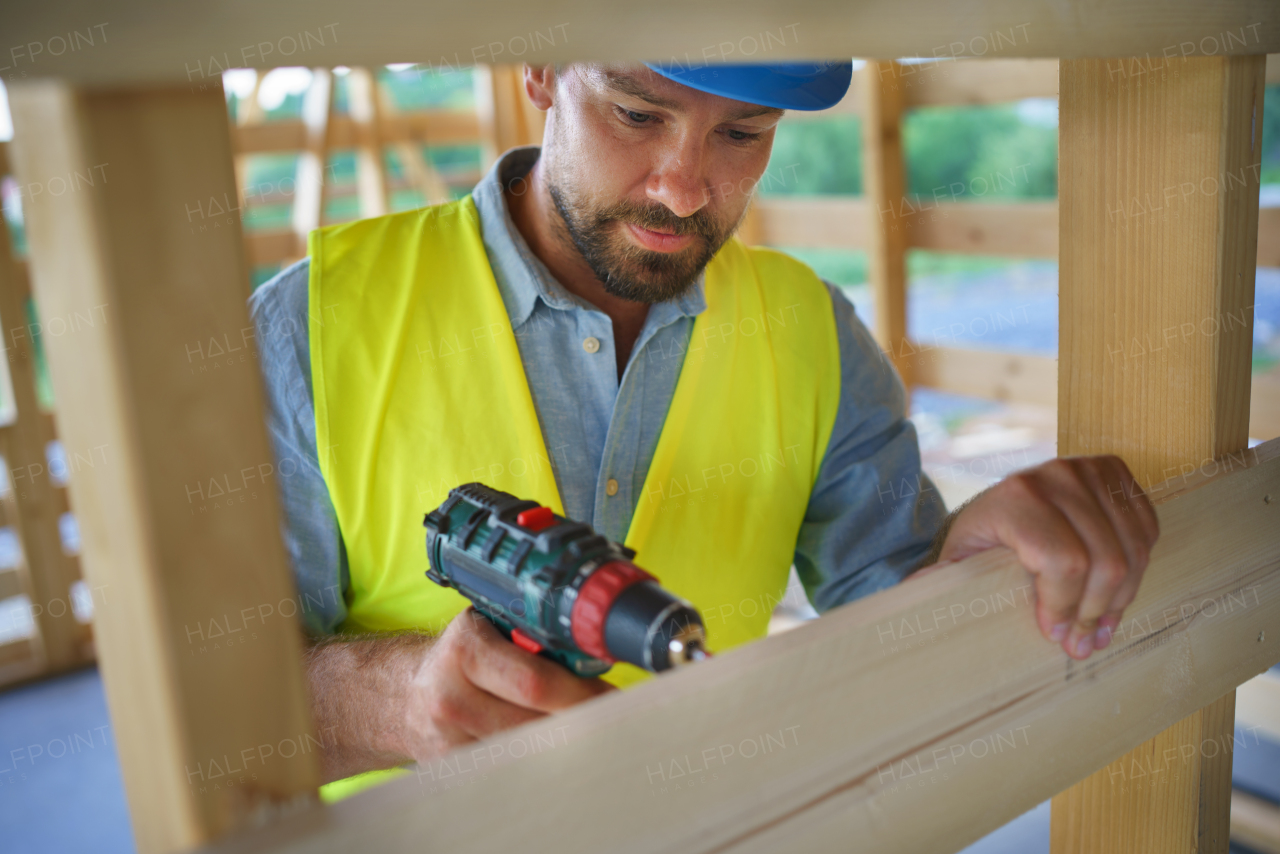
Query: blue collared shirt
[{"left": 249, "top": 147, "right": 945, "bottom": 635}]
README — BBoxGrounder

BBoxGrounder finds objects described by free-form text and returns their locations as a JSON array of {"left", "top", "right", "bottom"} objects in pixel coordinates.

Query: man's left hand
[{"left": 928, "top": 455, "right": 1159, "bottom": 660}]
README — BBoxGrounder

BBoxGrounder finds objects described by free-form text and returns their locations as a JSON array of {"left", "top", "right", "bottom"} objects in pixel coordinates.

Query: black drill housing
[{"left": 423, "top": 483, "right": 706, "bottom": 676}]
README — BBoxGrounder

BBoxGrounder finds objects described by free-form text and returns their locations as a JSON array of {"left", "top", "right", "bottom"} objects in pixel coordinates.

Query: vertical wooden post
[
  {"left": 372, "top": 76, "right": 454, "bottom": 206},
  {"left": 861, "top": 60, "right": 911, "bottom": 384},
  {"left": 231, "top": 71, "right": 266, "bottom": 215},
  {"left": 1051, "top": 55, "right": 1265, "bottom": 854},
  {"left": 475, "top": 64, "right": 543, "bottom": 168},
  {"left": 293, "top": 68, "right": 335, "bottom": 255},
  {"left": 0, "top": 150, "right": 91, "bottom": 674},
  {"left": 8, "top": 81, "right": 318, "bottom": 853},
  {"left": 0, "top": 152, "right": 49, "bottom": 684},
  {"left": 347, "top": 67, "right": 390, "bottom": 218}
]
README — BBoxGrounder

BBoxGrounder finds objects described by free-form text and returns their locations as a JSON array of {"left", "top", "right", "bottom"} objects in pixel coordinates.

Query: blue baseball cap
[{"left": 643, "top": 61, "right": 854, "bottom": 111}]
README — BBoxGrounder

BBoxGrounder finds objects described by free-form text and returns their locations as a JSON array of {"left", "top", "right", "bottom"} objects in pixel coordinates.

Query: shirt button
[
  {"left": 582, "top": 336, "right": 600, "bottom": 354},
  {"left": 605, "top": 478, "right": 619, "bottom": 496}
]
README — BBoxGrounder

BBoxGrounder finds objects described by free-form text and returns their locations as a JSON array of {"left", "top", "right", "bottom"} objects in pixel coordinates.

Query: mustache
[{"left": 594, "top": 201, "right": 720, "bottom": 243}]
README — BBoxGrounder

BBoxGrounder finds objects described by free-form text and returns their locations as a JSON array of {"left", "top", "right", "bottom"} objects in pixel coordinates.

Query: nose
[{"left": 645, "top": 135, "right": 710, "bottom": 220}]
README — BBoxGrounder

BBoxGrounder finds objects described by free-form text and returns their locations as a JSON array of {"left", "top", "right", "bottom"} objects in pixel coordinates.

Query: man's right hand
[
  {"left": 306, "top": 607, "right": 613, "bottom": 782},
  {"left": 401, "top": 608, "right": 613, "bottom": 763}
]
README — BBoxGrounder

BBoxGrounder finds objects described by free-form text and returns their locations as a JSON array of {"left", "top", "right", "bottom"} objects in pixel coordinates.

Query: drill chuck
[{"left": 424, "top": 483, "right": 709, "bottom": 676}]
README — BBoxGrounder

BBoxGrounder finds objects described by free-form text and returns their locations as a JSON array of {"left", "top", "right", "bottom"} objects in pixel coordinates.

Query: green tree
[
  {"left": 762, "top": 117, "right": 862, "bottom": 195},
  {"left": 1262, "top": 84, "right": 1280, "bottom": 184}
]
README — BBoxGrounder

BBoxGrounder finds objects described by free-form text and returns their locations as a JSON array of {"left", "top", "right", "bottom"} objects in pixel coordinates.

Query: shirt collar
[{"left": 470, "top": 146, "right": 707, "bottom": 330}]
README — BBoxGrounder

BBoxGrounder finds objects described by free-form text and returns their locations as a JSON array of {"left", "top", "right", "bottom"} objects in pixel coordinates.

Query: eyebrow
[{"left": 602, "top": 70, "right": 785, "bottom": 122}]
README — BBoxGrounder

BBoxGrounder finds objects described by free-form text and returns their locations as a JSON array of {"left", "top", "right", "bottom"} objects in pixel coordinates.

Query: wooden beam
[
  {"left": 862, "top": 61, "right": 911, "bottom": 383},
  {"left": 774, "top": 55, "right": 1057, "bottom": 119},
  {"left": 747, "top": 197, "right": 868, "bottom": 249},
  {"left": 231, "top": 111, "right": 481, "bottom": 154},
  {"left": 292, "top": 68, "right": 335, "bottom": 256},
  {"left": 8, "top": 80, "right": 318, "bottom": 852},
  {"left": 748, "top": 198, "right": 1057, "bottom": 257},
  {"left": 474, "top": 64, "right": 541, "bottom": 168},
  {"left": 391, "top": 144, "right": 454, "bottom": 206},
  {"left": 879, "top": 345, "right": 1280, "bottom": 444},
  {"left": 211, "top": 438, "right": 1280, "bottom": 854},
  {"left": 746, "top": 197, "right": 1272, "bottom": 264},
  {"left": 2, "top": 3, "right": 1276, "bottom": 84},
  {"left": 346, "top": 68, "right": 390, "bottom": 218},
  {"left": 245, "top": 232, "right": 304, "bottom": 269},
  {"left": 1052, "top": 54, "right": 1266, "bottom": 854},
  {"left": 0, "top": 566, "right": 25, "bottom": 601},
  {"left": 0, "top": 641, "right": 42, "bottom": 688},
  {"left": 1258, "top": 206, "right": 1280, "bottom": 268},
  {"left": 910, "top": 345, "right": 1058, "bottom": 408},
  {"left": 908, "top": 201, "right": 1057, "bottom": 257},
  {"left": 373, "top": 76, "right": 455, "bottom": 207},
  {"left": 902, "top": 58, "right": 1059, "bottom": 107},
  {"left": 1253, "top": 368, "right": 1280, "bottom": 441}
]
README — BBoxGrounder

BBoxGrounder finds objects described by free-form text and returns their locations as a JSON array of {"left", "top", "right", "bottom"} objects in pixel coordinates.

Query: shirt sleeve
[
  {"left": 794, "top": 282, "right": 948, "bottom": 613},
  {"left": 248, "top": 259, "right": 349, "bottom": 635}
]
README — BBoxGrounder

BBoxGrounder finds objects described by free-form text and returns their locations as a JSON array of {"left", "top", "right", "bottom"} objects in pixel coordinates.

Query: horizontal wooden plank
[
  {"left": 903, "top": 58, "right": 1058, "bottom": 107},
  {"left": 210, "top": 437, "right": 1280, "bottom": 854},
  {"left": 1253, "top": 369, "right": 1280, "bottom": 441},
  {"left": 0, "top": 638, "right": 43, "bottom": 688},
  {"left": 0, "top": 566, "right": 25, "bottom": 601},
  {"left": 908, "top": 201, "right": 1057, "bottom": 257},
  {"left": 248, "top": 199, "right": 1055, "bottom": 264},
  {"left": 907, "top": 346, "right": 1280, "bottom": 442},
  {"left": 910, "top": 345, "right": 1058, "bottom": 408},
  {"left": 242, "top": 169, "right": 483, "bottom": 207},
  {"left": 1, "top": 4, "right": 1275, "bottom": 85},
  {"left": 232, "top": 197, "right": 1259, "bottom": 274},
  {"left": 1259, "top": 206, "right": 1280, "bottom": 268},
  {"left": 0, "top": 637, "right": 36, "bottom": 667},
  {"left": 787, "top": 58, "right": 1059, "bottom": 121},
  {"left": 750, "top": 197, "right": 1058, "bottom": 257},
  {"left": 233, "top": 110, "right": 480, "bottom": 154},
  {"left": 750, "top": 198, "right": 1280, "bottom": 265},
  {"left": 749, "top": 196, "right": 868, "bottom": 248},
  {"left": 245, "top": 231, "right": 303, "bottom": 268},
  {"left": 1231, "top": 790, "right": 1280, "bottom": 854}
]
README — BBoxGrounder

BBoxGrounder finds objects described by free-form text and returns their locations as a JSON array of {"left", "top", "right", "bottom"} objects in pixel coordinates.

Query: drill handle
[{"left": 471, "top": 604, "right": 612, "bottom": 679}]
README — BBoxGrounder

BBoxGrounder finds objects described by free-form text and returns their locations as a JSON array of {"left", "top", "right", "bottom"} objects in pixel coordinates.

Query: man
[{"left": 249, "top": 61, "right": 1158, "bottom": 790}]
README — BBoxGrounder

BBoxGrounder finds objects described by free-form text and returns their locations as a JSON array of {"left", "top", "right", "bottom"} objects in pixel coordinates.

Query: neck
[{"left": 504, "top": 158, "right": 650, "bottom": 377}]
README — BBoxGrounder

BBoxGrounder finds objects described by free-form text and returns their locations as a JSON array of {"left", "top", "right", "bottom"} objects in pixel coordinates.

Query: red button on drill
[
  {"left": 516, "top": 505, "right": 555, "bottom": 531},
  {"left": 511, "top": 628, "right": 543, "bottom": 654}
]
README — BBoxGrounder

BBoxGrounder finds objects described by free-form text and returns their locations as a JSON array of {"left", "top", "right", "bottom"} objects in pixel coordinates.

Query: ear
[{"left": 524, "top": 64, "right": 556, "bottom": 111}]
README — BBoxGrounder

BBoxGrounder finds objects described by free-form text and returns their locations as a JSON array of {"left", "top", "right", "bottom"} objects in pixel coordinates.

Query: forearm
[{"left": 304, "top": 633, "right": 434, "bottom": 783}]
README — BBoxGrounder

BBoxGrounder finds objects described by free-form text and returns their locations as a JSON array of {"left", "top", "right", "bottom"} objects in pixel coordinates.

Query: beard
[{"left": 546, "top": 177, "right": 740, "bottom": 305}]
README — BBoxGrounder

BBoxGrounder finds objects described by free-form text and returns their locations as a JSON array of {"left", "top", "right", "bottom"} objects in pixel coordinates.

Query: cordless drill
[{"left": 424, "top": 483, "right": 710, "bottom": 677}]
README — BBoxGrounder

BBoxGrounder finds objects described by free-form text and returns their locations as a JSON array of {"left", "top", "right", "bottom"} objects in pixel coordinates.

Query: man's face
[{"left": 539, "top": 65, "right": 784, "bottom": 304}]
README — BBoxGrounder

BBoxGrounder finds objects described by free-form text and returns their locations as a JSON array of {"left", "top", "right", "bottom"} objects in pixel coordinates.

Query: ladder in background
[{"left": 0, "top": 140, "right": 93, "bottom": 687}]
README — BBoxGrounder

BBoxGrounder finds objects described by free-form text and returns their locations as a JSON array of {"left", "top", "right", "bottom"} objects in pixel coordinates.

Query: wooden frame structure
[
  {"left": 209, "top": 436, "right": 1278, "bottom": 853},
  {"left": 0, "top": 3, "right": 1278, "bottom": 853},
  {"left": 219, "top": 57, "right": 1280, "bottom": 437},
  {"left": 0, "top": 143, "right": 94, "bottom": 685}
]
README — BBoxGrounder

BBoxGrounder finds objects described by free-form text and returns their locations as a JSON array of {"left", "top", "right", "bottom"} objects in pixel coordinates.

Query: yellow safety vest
[{"left": 308, "top": 196, "right": 839, "bottom": 795}]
